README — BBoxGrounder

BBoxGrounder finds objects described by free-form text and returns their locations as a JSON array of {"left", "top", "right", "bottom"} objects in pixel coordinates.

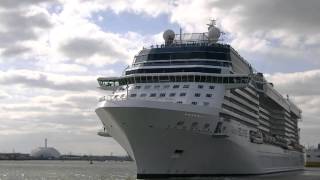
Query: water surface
[{"left": 0, "top": 160, "right": 319, "bottom": 180}]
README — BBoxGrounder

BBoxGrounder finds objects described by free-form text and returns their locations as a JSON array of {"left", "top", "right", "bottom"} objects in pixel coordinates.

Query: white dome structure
[
  {"left": 207, "top": 20, "right": 221, "bottom": 43},
  {"left": 31, "top": 138, "right": 61, "bottom": 159},
  {"left": 208, "top": 26, "right": 220, "bottom": 43},
  {"left": 163, "top": 29, "right": 175, "bottom": 44}
]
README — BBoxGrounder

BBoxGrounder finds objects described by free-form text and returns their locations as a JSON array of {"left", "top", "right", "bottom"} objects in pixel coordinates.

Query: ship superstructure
[{"left": 95, "top": 21, "right": 305, "bottom": 178}]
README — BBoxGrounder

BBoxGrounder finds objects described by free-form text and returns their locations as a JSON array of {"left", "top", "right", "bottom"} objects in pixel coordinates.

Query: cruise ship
[{"left": 95, "top": 21, "right": 305, "bottom": 178}]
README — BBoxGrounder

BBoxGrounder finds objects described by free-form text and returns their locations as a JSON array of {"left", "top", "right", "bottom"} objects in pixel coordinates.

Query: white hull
[{"left": 96, "top": 99, "right": 304, "bottom": 178}]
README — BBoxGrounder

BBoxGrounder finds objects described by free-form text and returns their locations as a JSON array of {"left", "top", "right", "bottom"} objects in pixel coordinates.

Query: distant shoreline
[{"left": 0, "top": 153, "right": 133, "bottom": 161}]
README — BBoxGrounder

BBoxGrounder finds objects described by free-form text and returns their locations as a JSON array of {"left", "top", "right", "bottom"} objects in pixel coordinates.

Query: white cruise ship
[{"left": 95, "top": 21, "right": 305, "bottom": 178}]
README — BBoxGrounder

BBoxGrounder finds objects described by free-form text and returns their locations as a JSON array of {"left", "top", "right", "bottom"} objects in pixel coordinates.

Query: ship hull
[{"left": 95, "top": 99, "right": 304, "bottom": 178}]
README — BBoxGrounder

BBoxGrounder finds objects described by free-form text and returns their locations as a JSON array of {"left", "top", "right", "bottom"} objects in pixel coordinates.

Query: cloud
[
  {"left": 266, "top": 69, "right": 320, "bottom": 96},
  {"left": 0, "top": 70, "right": 97, "bottom": 91},
  {"left": 0, "top": 0, "right": 57, "bottom": 8}
]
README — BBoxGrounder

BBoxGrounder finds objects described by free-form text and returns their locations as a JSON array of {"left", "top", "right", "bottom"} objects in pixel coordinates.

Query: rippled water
[{"left": 0, "top": 160, "right": 319, "bottom": 180}]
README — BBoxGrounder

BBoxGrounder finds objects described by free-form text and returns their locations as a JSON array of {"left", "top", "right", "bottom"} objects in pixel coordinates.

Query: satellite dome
[
  {"left": 208, "top": 26, "right": 220, "bottom": 43},
  {"left": 163, "top": 29, "right": 175, "bottom": 44},
  {"left": 31, "top": 138, "right": 61, "bottom": 159}
]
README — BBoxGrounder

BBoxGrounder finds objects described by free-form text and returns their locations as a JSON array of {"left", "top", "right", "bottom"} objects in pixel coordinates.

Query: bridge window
[
  {"left": 140, "top": 93, "right": 147, "bottom": 97},
  {"left": 130, "top": 94, "right": 137, "bottom": 97},
  {"left": 135, "top": 85, "right": 141, "bottom": 89},
  {"left": 144, "top": 85, "right": 151, "bottom": 89},
  {"left": 154, "top": 85, "right": 160, "bottom": 89},
  {"left": 203, "top": 102, "right": 210, "bottom": 106},
  {"left": 183, "top": 85, "right": 189, "bottom": 88},
  {"left": 150, "top": 93, "right": 156, "bottom": 97},
  {"left": 194, "top": 93, "right": 201, "bottom": 97},
  {"left": 180, "top": 92, "right": 186, "bottom": 97},
  {"left": 163, "top": 85, "right": 170, "bottom": 89},
  {"left": 173, "top": 85, "right": 180, "bottom": 89},
  {"left": 169, "top": 93, "right": 176, "bottom": 97}
]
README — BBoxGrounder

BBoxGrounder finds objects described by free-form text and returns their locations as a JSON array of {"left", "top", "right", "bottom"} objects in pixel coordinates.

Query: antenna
[{"left": 179, "top": 27, "right": 182, "bottom": 43}]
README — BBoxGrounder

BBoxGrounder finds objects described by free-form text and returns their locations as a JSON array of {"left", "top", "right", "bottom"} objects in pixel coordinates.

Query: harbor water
[{"left": 0, "top": 160, "right": 320, "bottom": 180}]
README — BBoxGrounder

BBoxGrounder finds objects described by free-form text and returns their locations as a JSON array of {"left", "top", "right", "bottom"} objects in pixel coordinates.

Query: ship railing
[{"left": 98, "top": 73, "right": 251, "bottom": 91}]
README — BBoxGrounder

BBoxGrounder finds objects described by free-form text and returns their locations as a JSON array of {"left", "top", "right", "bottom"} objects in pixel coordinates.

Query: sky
[{"left": 0, "top": 0, "right": 320, "bottom": 155}]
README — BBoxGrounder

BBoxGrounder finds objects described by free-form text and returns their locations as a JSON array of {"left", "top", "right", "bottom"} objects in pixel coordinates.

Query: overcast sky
[{"left": 1, "top": 0, "right": 320, "bottom": 155}]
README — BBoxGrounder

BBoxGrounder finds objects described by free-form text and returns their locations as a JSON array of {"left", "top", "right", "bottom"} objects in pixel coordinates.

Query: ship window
[
  {"left": 154, "top": 85, "right": 160, "bottom": 89},
  {"left": 206, "top": 94, "right": 212, "bottom": 97},
  {"left": 203, "top": 102, "right": 210, "bottom": 106},
  {"left": 144, "top": 85, "right": 151, "bottom": 89},
  {"left": 198, "top": 85, "right": 204, "bottom": 89},
  {"left": 117, "top": 86, "right": 125, "bottom": 91},
  {"left": 209, "top": 85, "right": 215, "bottom": 89},
  {"left": 180, "top": 92, "right": 186, "bottom": 97},
  {"left": 173, "top": 85, "right": 180, "bottom": 89},
  {"left": 174, "top": 149, "right": 184, "bottom": 155},
  {"left": 194, "top": 93, "right": 201, "bottom": 97},
  {"left": 169, "top": 93, "right": 176, "bottom": 97},
  {"left": 177, "top": 101, "right": 183, "bottom": 104},
  {"left": 140, "top": 93, "right": 147, "bottom": 97},
  {"left": 183, "top": 85, "right": 189, "bottom": 88},
  {"left": 135, "top": 86, "right": 141, "bottom": 89},
  {"left": 191, "top": 102, "right": 198, "bottom": 105},
  {"left": 160, "top": 93, "right": 166, "bottom": 97},
  {"left": 163, "top": 85, "right": 170, "bottom": 89},
  {"left": 150, "top": 93, "right": 156, "bottom": 97},
  {"left": 195, "top": 75, "right": 200, "bottom": 82},
  {"left": 130, "top": 94, "right": 137, "bottom": 97},
  {"left": 204, "top": 123, "right": 210, "bottom": 129}
]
